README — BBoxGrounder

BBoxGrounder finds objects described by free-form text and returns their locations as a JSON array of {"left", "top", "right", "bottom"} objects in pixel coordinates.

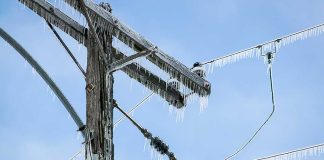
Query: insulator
[
  {"left": 99, "top": 2, "right": 112, "bottom": 13},
  {"left": 191, "top": 62, "right": 206, "bottom": 78},
  {"left": 167, "top": 78, "right": 180, "bottom": 90}
]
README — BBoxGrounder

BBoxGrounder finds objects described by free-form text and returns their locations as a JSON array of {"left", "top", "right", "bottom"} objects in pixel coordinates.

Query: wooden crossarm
[
  {"left": 62, "top": 0, "right": 211, "bottom": 96},
  {"left": 108, "top": 47, "right": 156, "bottom": 73},
  {"left": 20, "top": 0, "right": 185, "bottom": 107},
  {"left": 19, "top": 0, "right": 87, "bottom": 45}
]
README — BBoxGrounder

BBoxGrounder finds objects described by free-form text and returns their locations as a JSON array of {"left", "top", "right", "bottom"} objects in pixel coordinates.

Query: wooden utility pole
[
  {"left": 19, "top": 0, "right": 211, "bottom": 159},
  {"left": 86, "top": 31, "right": 114, "bottom": 159}
]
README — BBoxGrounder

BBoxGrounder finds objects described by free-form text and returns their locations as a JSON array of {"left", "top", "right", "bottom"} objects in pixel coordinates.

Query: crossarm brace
[
  {"left": 62, "top": 0, "right": 211, "bottom": 96},
  {"left": 19, "top": 0, "right": 185, "bottom": 107},
  {"left": 108, "top": 47, "right": 156, "bottom": 73}
]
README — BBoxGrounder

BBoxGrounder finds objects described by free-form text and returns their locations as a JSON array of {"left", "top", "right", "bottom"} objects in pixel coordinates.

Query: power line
[
  {"left": 225, "top": 52, "right": 276, "bottom": 160},
  {"left": 0, "top": 27, "right": 86, "bottom": 137},
  {"left": 256, "top": 143, "right": 324, "bottom": 160},
  {"left": 201, "top": 23, "right": 324, "bottom": 70},
  {"left": 114, "top": 92, "right": 154, "bottom": 128}
]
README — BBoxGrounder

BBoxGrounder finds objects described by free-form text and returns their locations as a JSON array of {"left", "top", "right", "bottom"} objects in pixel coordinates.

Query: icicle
[
  {"left": 204, "top": 24, "right": 324, "bottom": 73},
  {"left": 199, "top": 96, "right": 209, "bottom": 112},
  {"left": 129, "top": 78, "right": 133, "bottom": 91},
  {"left": 77, "top": 131, "right": 81, "bottom": 140},
  {"left": 256, "top": 144, "right": 324, "bottom": 160},
  {"left": 31, "top": 68, "right": 37, "bottom": 75},
  {"left": 175, "top": 107, "right": 186, "bottom": 122},
  {"left": 144, "top": 138, "right": 148, "bottom": 151},
  {"left": 168, "top": 105, "right": 173, "bottom": 115}
]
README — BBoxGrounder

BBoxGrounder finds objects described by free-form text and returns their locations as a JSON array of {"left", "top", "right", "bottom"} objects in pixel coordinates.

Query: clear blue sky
[{"left": 0, "top": 0, "right": 324, "bottom": 160}]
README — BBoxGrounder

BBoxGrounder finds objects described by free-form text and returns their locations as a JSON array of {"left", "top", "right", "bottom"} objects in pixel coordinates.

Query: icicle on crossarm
[
  {"left": 202, "top": 23, "right": 324, "bottom": 71},
  {"left": 18, "top": 0, "right": 87, "bottom": 45},
  {"left": 256, "top": 143, "right": 324, "bottom": 160},
  {"left": 61, "top": 0, "right": 211, "bottom": 97},
  {"left": 112, "top": 48, "right": 185, "bottom": 108},
  {"left": 18, "top": 0, "right": 184, "bottom": 107}
]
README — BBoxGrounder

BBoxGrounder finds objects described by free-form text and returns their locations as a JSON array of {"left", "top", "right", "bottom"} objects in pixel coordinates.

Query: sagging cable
[{"left": 225, "top": 51, "right": 276, "bottom": 160}]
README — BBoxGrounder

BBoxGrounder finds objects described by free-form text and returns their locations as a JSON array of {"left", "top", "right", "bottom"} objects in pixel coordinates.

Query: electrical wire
[
  {"left": 114, "top": 92, "right": 154, "bottom": 128},
  {"left": 69, "top": 148, "right": 83, "bottom": 160},
  {"left": 0, "top": 27, "right": 86, "bottom": 137},
  {"left": 255, "top": 143, "right": 324, "bottom": 160},
  {"left": 201, "top": 23, "right": 324, "bottom": 66},
  {"left": 225, "top": 52, "right": 276, "bottom": 160}
]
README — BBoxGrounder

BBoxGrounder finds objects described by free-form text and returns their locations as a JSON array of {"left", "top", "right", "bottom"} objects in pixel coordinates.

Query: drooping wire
[
  {"left": 114, "top": 92, "right": 154, "bottom": 128},
  {"left": 47, "top": 22, "right": 87, "bottom": 78},
  {"left": 225, "top": 51, "right": 276, "bottom": 160},
  {"left": 0, "top": 27, "right": 86, "bottom": 137}
]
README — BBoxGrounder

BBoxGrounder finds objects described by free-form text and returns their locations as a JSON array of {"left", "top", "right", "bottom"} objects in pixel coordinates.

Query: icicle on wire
[
  {"left": 202, "top": 23, "right": 324, "bottom": 72},
  {"left": 225, "top": 52, "right": 276, "bottom": 160},
  {"left": 113, "top": 92, "right": 154, "bottom": 128},
  {"left": 256, "top": 143, "right": 324, "bottom": 160}
]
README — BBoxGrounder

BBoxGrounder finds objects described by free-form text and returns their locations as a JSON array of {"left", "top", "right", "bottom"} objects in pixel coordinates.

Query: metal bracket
[{"left": 86, "top": 83, "right": 95, "bottom": 93}]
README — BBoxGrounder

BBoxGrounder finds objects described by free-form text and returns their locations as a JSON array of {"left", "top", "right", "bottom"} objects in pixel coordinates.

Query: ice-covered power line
[
  {"left": 114, "top": 92, "right": 154, "bottom": 128},
  {"left": 0, "top": 27, "right": 86, "bottom": 137},
  {"left": 225, "top": 52, "right": 276, "bottom": 160},
  {"left": 201, "top": 23, "right": 324, "bottom": 72},
  {"left": 256, "top": 143, "right": 324, "bottom": 160}
]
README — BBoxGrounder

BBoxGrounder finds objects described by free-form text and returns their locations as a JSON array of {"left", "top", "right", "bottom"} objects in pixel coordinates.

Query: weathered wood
[
  {"left": 19, "top": 0, "right": 87, "bottom": 45},
  {"left": 112, "top": 48, "right": 185, "bottom": 108},
  {"left": 108, "top": 48, "right": 154, "bottom": 73},
  {"left": 86, "top": 31, "right": 113, "bottom": 159},
  {"left": 20, "top": 0, "right": 185, "bottom": 107},
  {"left": 62, "top": 0, "right": 211, "bottom": 96}
]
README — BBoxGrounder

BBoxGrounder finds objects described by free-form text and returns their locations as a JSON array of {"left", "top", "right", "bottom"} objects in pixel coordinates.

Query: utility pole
[
  {"left": 86, "top": 32, "right": 114, "bottom": 159},
  {"left": 19, "top": 0, "right": 211, "bottom": 159}
]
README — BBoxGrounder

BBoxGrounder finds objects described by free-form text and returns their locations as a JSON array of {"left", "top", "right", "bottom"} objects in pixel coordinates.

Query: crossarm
[
  {"left": 62, "top": 0, "right": 211, "bottom": 96},
  {"left": 112, "top": 48, "right": 184, "bottom": 108},
  {"left": 19, "top": 0, "right": 87, "bottom": 45},
  {"left": 19, "top": 0, "right": 185, "bottom": 107}
]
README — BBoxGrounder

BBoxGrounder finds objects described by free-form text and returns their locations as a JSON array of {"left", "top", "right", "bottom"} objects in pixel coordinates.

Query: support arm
[
  {"left": 19, "top": 0, "right": 185, "bottom": 107},
  {"left": 108, "top": 47, "right": 156, "bottom": 73},
  {"left": 62, "top": 0, "right": 211, "bottom": 96}
]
